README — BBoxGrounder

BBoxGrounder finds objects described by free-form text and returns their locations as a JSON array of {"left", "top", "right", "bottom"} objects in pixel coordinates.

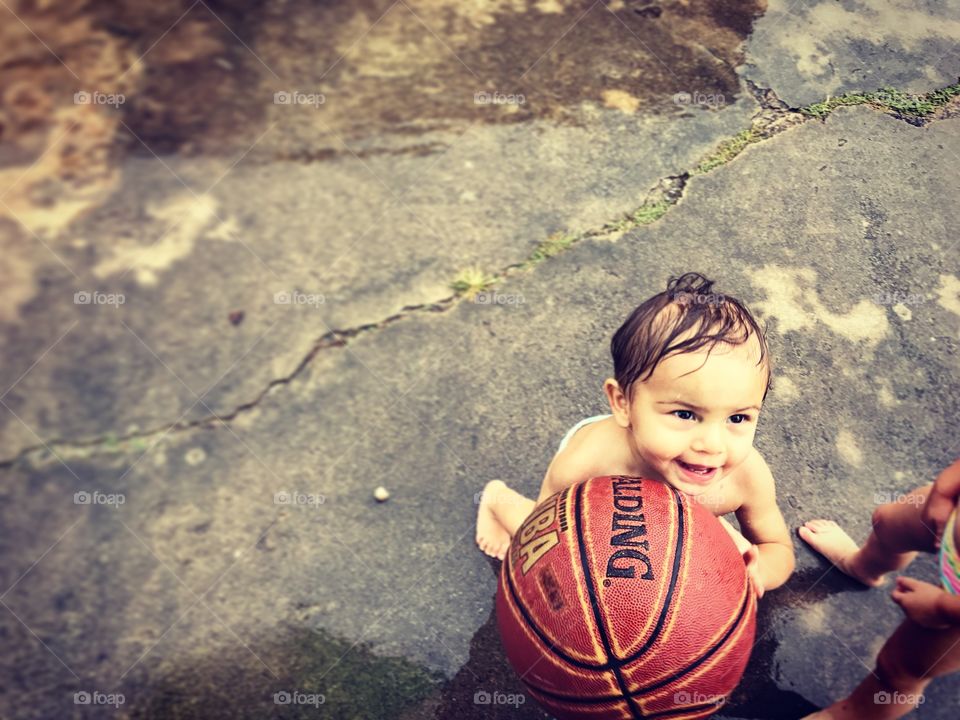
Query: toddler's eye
[
  {"left": 672, "top": 410, "right": 695, "bottom": 421},
  {"left": 729, "top": 414, "right": 750, "bottom": 424}
]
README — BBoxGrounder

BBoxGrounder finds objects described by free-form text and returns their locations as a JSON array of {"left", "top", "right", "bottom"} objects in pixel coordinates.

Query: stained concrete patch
[
  {"left": 0, "top": 95, "right": 761, "bottom": 462},
  {"left": 771, "top": 375, "right": 799, "bottom": 402},
  {"left": 835, "top": 429, "right": 864, "bottom": 468},
  {"left": 742, "top": 0, "right": 960, "bottom": 106},
  {"left": 750, "top": 265, "right": 890, "bottom": 348},
  {"left": 937, "top": 273, "right": 960, "bottom": 317}
]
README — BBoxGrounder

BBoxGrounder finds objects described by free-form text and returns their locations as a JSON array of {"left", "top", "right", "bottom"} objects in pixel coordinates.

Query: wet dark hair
[{"left": 610, "top": 272, "right": 771, "bottom": 402}]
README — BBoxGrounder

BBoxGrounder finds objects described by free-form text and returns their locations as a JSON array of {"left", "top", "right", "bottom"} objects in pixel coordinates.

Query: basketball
[{"left": 495, "top": 475, "right": 757, "bottom": 719}]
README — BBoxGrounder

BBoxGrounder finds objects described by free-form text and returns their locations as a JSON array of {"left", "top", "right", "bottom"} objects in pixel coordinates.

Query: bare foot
[
  {"left": 798, "top": 520, "right": 885, "bottom": 587},
  {"left": 476, "top": 480, "right": 512, "bottom": 560}
]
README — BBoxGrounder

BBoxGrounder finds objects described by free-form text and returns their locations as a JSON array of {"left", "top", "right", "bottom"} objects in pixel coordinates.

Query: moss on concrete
[
  {"left": 283, "top": 628, "right": 443, "bottom": 720},
  {"left": 693, "top": 127, "right": 766, "bottom": 175},
  {"left": 802, "top": 82, "right": 960, "bottom": 120}
]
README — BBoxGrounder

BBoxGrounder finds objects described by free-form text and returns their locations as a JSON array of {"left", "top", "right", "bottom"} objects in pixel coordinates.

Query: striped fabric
[{"left": 942, "top": 509, "right": 960, "bottom": 596}]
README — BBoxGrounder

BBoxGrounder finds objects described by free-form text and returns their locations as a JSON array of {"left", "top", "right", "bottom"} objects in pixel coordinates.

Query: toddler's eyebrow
[{"left": 656, "top": 400, "right": 760, "bottom": 413}]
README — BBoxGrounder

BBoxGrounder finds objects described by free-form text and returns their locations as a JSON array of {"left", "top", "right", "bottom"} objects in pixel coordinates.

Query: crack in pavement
[{"left": 4, "top": 79, "right": 958, "bottom": 468}]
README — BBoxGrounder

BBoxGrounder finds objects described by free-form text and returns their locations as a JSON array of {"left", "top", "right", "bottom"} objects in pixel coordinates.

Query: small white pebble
[{"left": 373, "top": 486, "right": 390, "bottom": 502}]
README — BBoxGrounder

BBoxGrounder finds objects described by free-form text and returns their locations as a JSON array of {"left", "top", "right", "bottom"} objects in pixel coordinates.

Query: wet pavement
[{"left": 1, "top": 1, "right": 958, "bottom": 718}]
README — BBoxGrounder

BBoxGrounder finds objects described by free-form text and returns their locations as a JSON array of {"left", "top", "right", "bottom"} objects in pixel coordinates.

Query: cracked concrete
[
  {"left": 742, "top": 0, "right": 960, "bottom": 107},
  {"left": 1, "top": 1, "right": 959, "bottom": 719},
  {"left": 0, "top": 94, "right": 766, "bottom": 462}
]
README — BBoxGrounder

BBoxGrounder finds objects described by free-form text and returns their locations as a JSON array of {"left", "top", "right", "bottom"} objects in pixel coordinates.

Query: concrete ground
[{"left": 0, "top": 0, "right": 958, "bottom": 718}]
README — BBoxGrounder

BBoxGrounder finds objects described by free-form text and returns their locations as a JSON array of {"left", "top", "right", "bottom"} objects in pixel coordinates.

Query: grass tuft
[
  {"left": 526, "top": 231, "right": 578, "bottom": 266},
  {"left": 694, "top": 127, "right": 764, "bottom": 175},
  {"left": 450, "top": 266, "right": 497, "bottom": 297}
]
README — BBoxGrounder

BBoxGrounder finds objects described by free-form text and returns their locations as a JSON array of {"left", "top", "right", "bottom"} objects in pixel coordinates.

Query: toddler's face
[{"left": 609, "top": 339, "right": 768, "bottom": 497}]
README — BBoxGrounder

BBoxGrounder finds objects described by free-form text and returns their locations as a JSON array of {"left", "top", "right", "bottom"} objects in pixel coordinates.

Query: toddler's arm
[
  {"left": 534, "top": 450, "right": 596, "bottom": 505},
  {"left": 923, "top": 457, "right": 960, "bottom": 548},
  {"left": 734, "top": 450, "right": 796, "bottom": 594}
]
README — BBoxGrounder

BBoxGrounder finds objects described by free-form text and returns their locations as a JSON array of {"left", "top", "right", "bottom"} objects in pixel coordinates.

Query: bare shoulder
[
  {"left": 545, "top": 418, "right": 621, "bottom": 492},
  {"left": 728, "top": 447, "right": 777, "bottom": 507},
  {"left": 737, "top": 447, "right": 775, "bottom": 485}
]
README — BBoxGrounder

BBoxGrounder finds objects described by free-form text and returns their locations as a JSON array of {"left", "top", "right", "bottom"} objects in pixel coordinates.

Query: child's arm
[
  {"left": 923, "top": 457, "right": 960, "bottom": 548},
  {"left": 892, "top": 576, "right": 960, "bottom": 628},
  {"left": 534, "top": 450, "right": 596, "bottom": 505},
  {"left": 734, "top": 449, "right": 796, "bottom": 595}
]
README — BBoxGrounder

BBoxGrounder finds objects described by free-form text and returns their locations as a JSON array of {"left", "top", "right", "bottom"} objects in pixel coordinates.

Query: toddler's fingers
[
  {"left": 894, "top": 576, "right": 918, "bottom": 591},
  {"left": 890, "top": 578, "right": 917, "bottom": 605}
]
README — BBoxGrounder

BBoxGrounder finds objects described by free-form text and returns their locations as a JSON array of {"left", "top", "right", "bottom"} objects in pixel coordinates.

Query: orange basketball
[{"left": 496, "top": 475, "right": 756, "bottom": 719}]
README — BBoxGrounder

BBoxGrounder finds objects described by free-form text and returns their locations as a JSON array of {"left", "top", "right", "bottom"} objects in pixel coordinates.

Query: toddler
[{"left": 476, "top": 272, "right": 796, "bottom": 597}]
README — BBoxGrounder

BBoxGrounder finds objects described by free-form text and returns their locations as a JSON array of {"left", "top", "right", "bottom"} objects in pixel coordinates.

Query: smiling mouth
[{"left": 676, "top": 460, "right": 719, "bottom": 482}]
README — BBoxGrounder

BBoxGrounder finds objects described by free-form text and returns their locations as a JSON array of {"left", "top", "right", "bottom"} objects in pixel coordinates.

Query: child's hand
[
  {"left": 718, "top": 516, "right": 752, "bottom": 554},
  {"left": 891, "top": 577, "right": 950, "bottom": 629},
  {"left": 743, "top": 545, "right": 765, "bottom": 600},
  {"left": 716, "top": 517, "right": 765, "bottom": 598}
]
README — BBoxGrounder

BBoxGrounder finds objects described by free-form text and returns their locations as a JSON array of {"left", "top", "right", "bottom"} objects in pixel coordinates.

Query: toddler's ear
[{"left": 603, "top": 378, "right": 631, "bottom": 428}]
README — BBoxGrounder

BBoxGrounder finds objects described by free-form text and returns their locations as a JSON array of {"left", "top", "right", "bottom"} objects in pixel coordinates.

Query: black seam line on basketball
[
  {"left": 521, "top": 583, "right": 753, "bottom": 706},
  {"left": 619, "top": 483, "right": 686, "bottom": 666},
  {"left": 504, "top": 493, "right": 607, "bottom": 672},
  {"left": 631, "top": 580, "right": 752, "bottom": 696},
  {"left": 574, "top": 481, "right": 645, "bottom": 720}
]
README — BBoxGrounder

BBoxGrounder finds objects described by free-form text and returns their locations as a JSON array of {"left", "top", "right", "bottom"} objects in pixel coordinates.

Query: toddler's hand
[
  {"left": 743, "top": 545, "right": 765, "bottom": 600},
  {"left": 891, "top": 576, "right": 949, "bottom": 629},
  {"left": 718, "top": 516, "right": 752, "bottom": 554}
]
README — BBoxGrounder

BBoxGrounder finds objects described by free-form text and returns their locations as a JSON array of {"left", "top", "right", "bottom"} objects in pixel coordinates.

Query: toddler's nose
[{"left": 691, "top": 423, "right": 724, "bottom": 455}]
